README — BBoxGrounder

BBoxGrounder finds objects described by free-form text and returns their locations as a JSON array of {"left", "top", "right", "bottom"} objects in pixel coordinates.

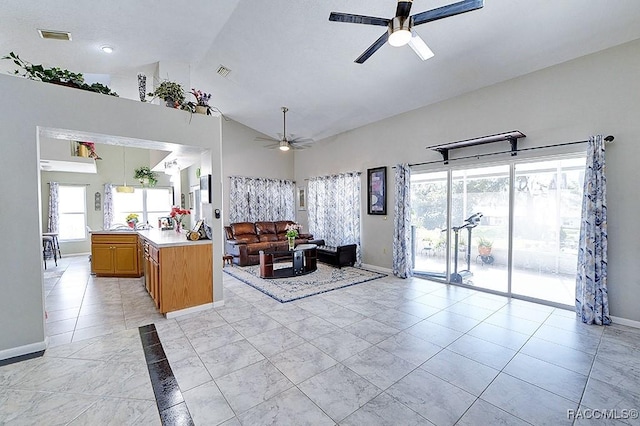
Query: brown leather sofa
[{"left": 224, "top": 221, "right": 319, "bottom": 266}]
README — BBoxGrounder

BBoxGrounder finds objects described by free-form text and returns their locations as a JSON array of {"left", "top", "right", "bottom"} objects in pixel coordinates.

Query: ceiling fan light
[
  {"left": 279, "top": 141, "right": 290, "bottom": 151},
  {"left": 388, "top": 17, "right": 412, "bottom": 47}
]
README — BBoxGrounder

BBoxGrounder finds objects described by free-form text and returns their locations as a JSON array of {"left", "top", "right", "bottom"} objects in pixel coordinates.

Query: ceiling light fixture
[
  {"left": 116, "top": 146, "right": 134, "bottom": 193},
  {"left": 279, "top": 140, "right": 290, "bottom": 151},
  {"left": 388, "top": 17, "right": 412, "bottom": 47},
  {"left": 101, "top": 46, "right": 114, "bottom": 54}
]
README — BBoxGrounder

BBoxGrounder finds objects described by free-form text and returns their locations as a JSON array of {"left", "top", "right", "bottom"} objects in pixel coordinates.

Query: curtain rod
[
  {"left": 395, "top": 135, "right": 614, "bottom": 168},
  {"left": 48, "top": 182, "right": 90, "bottom": 186}
]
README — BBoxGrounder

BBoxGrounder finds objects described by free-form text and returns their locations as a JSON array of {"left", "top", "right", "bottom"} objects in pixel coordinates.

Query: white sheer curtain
[
  {"left": 307, "top": 172, "right": 362, "bottom": 264},
  {"left": 47, "top": 182, "right": 59, "bottom": 232},
  {"left": 103, "top": 183, "right": 114, "bottom": 230},
  {"left": 229, "top": 176, "right": 295, "bottom": 223}
]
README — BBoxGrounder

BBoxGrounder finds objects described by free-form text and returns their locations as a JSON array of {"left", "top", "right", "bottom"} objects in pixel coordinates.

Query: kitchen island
[{"left": 91, "top": 230, "right": 213, "bottom": 316}]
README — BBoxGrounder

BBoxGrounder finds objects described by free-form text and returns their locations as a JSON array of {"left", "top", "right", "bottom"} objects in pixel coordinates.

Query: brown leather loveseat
[{"left": 224, "top": 221, "right": 319, "bottom": 266}]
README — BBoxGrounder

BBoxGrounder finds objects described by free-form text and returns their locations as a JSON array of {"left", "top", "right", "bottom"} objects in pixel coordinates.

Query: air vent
[
  {"left": 216, "top": 65, "right": 231, "bottom": 78},
  {"left": 38, "top": 29, "right": 72, "bottom": 41}
]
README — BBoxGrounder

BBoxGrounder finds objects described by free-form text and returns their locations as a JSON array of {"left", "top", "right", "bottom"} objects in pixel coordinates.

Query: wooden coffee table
[{"left": 259, "top": 244, "right": 317, "bottom": 278}]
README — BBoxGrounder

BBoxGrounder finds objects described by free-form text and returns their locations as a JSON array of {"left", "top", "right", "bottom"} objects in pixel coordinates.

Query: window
[
  {"left": 112, "top": 187, "right": 172, "bottom": 226},
  {"left": 58, "top": 185, "right": 87, "bottom": 241}
]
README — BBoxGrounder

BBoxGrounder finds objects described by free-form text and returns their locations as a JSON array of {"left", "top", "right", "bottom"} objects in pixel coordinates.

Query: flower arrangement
[
  {"left": 191, "top": 89, "right": 211, "bottom": 106},
  {"left": 134, "top": 166, "right": 158, "bottom": 187},
  {"left": 78, "top": 141, "right": 101, "bottom": 159},
  {"left": 285, "top": 223, "right": 302, "bottom": 238},
  {"left": 181, "top": 88, "right": 214, "bottom": 115},
  {"left": 169, "top": 206, "right": 191, "bottom": 228},
  {"left": 126, "top": 213, "right": 139, "bottom": 228}
]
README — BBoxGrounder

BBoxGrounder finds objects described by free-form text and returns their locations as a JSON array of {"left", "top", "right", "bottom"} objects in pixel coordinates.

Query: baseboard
[
  {"left": 165, "top": 303, "right": 214, "bottom": 319},
  {"left": 611, "top": 315, "right": 640, "bottom": 329},
  {"left": 213, "top": 300, "right": 225, "bottom": 308},
  {"left": 0, "top": 339, "right": 47, "bottom": 362},
  {"left": 360, "top": 263, "right": 393, "bottom": 275}
]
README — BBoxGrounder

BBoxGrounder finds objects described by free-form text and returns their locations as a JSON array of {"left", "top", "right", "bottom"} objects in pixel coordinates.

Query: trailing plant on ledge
[
  {"left": 147, "top": 80, "right": 185, "bottom": 107},
  {"left": 3, "top": 52, "right": 119, "bottom": 96},
  {"left": 134, "top": 166, "right": 158, "bottom": 187}
]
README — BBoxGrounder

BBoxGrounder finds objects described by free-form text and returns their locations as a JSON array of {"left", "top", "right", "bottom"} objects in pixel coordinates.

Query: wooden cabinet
[
  {"left": 91, "top": 234, "right": 142, "bottom": 277},
  {"left": 140, "top": 236, "right": 212, "bottom": 314}
]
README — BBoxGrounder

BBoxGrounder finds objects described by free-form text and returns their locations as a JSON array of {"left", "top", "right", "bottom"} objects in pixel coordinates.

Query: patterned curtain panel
[
  {"left": 103, "top": 183, "right": 114, "bottom": 230},
  {"left": 576, "top": 135, "right": 610, "bottom": 325},
  {"left": 308, "top": 172, "right": 362, "bottom": 264},
  {"left": 47, "top": 182, "right": 59, "bottom": 233},
  {"left": 393, "top": 164, "right": 412, "bottom": 278},
  {"left": 229, "top": 176, "right": 295, "bottom": 222}
]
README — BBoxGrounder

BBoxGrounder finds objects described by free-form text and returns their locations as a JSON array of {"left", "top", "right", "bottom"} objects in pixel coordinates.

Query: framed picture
[
  {"left": 367, "top": 166, "right": 387, "bottom": 215},
  {"left": 200, "top": 174, "right": 211, "bottom": 203},
  {"left": 298, "top": 186, "right": 306, "bottom": 211}
]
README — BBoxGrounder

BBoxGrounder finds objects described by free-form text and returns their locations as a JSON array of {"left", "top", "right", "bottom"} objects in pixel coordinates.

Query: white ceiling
[{"left": 2, "top": 1, "right": 640, "bottom": 142}]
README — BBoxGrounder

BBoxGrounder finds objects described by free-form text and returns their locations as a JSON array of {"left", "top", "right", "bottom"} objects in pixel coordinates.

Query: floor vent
[{"left": 38, "top": 29, "right": 72, "bottom": 41}]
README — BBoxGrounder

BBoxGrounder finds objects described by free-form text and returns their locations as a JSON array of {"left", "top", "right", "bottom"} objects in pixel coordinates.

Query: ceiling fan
[
  {"left": 329, "top": 0, "right": 484, "bottom": 63},
  {"left": 257, "top": 107, "right": 314, "bottom": 151}
]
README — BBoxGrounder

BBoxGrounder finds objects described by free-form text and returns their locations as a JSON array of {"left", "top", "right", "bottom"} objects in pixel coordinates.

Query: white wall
[
  {"left": 0, "top": 74, "right": 223, "bottom": 359},
  {"left": 295, "top": 39, "right": 640, "bottom": 323},
  {"left": 221, "top": 119, "right": 295, "bottom": 224}
]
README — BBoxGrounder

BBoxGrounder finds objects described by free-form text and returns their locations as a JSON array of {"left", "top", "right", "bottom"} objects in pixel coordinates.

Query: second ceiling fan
[
  {"left": 257, "top": 107, "right": 314, "bottom": 151},
  {"left": 329, "top": 0, "right": 484, "bottom": 64}
]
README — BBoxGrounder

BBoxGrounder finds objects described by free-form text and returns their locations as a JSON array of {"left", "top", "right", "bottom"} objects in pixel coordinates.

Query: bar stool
[
  {"left": 42, "top": 236, "right": 58, "bottom": 269},
  {"left": 42, "top": 232, "right": 61, "bottom": 259}
]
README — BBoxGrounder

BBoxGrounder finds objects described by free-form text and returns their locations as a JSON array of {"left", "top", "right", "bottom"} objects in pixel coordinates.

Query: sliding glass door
[
  {"left": 410, "top": 155, "right": 585, "bottom": 307},
  {"left": 450, "top": 165, "right": 510, "bottom": 293},
  {"left": 411, "top": 171, "right": 448, "bottom": 281},
  {"left": 511, "top": 158, "right": 585, "bottom": 305}
]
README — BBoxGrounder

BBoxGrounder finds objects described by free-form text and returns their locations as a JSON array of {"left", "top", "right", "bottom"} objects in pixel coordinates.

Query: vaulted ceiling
[{"left": 2, "top": 1, "right": 640, "bottom": 143}]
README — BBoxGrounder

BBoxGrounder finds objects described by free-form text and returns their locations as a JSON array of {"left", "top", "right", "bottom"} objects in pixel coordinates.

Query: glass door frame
[{"left": 411, "top": 152, "right": 584, "bottom": 310}]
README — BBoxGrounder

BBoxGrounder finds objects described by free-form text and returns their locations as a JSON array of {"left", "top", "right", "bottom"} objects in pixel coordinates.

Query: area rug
[{"left": 223, "top": 263, "right": 386, "bottom": 303}]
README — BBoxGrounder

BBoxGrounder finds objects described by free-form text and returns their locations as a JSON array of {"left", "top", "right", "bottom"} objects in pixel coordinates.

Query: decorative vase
[
  {"left": 77, "top": 144, "right": 89, "bottom": 157},
  {"left": 288, "top": 236, "right": 295, "bottom": 251},
  {"left": 137, "top": 73, "right": 146, "bottom": 102},
  {"left": 195, "top": 105, "right": 208, "bottom": 115},
  {"left": 165, "top": 98, "right": 175, "bottom": 108},
  {"left": 175, "top": 221, "right": 182, "bottom": 233}
]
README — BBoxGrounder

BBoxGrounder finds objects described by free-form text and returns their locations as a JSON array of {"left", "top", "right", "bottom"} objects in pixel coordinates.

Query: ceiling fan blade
[
  {"left": 255, "top": 136, "right": 278, "bottom": 142},
  {"left": 412, "top": 0, "right": 483, "bottom": 26},
  {"left": 264, "top": 143, "right": 281, "bottom": 149},
  {"left": 355, "top": 32, "right": 389, "bottom": 64},
  {"left": 395, "top": 1, "right": 413, "bottom": 17},
  {"left": 329, "top": 12, "right": 390, "bottom": 27},
  {"left": 408, "top": 33, "right": 434, "bottom": 60},
  {"left": 290, "top": 137, "right": 314, "bottom": 143}
]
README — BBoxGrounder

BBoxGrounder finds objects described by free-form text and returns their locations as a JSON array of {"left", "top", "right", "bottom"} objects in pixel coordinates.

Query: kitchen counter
[{"left": 92, "top": 229, "right": 212, "bottom": 248}]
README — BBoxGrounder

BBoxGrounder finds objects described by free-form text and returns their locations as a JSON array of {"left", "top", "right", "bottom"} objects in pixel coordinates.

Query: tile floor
[{"left": 1, "top": 255, "right": 639, "bottom": 425}]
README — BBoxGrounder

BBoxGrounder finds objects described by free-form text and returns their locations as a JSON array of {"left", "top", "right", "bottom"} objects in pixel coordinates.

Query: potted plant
[
  {"left": 147, "top": 80, "right": 185, "bottom": 108},
  {"left": 134, "top": 166, "right": 158, "bottom": 187},
  {"left": 181, "top": 88, "right": 214, "bottom": 115},
  {"left": 477, "top": 236, "right": 493, "bottom": 256},
  {"left": 3, "top": 52, "right": 118, "bottom": 96}
]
